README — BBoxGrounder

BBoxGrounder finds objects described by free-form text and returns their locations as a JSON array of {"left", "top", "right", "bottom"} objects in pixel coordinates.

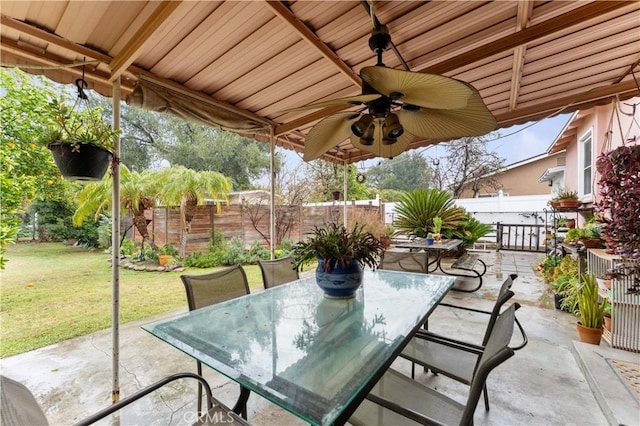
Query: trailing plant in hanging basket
[{"left": 41, "top": 80, "right": 120, "bottom": 181}]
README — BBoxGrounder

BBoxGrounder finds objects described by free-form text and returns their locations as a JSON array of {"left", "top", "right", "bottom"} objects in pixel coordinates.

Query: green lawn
[{"left": 0, "top": 242, "right": 264, "bottom": 357}]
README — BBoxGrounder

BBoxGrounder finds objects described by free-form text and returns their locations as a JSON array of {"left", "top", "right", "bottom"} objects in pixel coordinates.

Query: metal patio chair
[
  {"left": 181, "top": 265, "right": 250, "bottom": 414},
  {"left": 349, "top": 303, "right": 521, "bottom": 426},
  {"left": 257, "top": 256, "right": 299, "bottom": 289},
  {"left": 379, "top": 250, "right": 428, "bottom": 274},
  {"left": 400, "top": 274, "right": 526, "bottom": 412},
  {"left": 1, "top": 373, "right": 249, "bottom": 426}
]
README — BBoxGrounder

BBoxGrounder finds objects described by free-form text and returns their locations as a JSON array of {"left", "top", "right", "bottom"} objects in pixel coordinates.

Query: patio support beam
[
  {"left": 270, "top": 126, "right": 276, "bottom": 260},
  {"left": 265, "top": 1, "right": 362, "bottom": 88},
  {"left": 109, "top": 1, "right": 182, "bottom": 82},
  {"left": 111, "top": 78, "right": 122, "bottom": 405},
  {"left": 495, "top": 79, "right": 639, "bottom": 128},
  {"left": 508, "top": 1, "right": 533, "bottom": 111},
  {"left": 0, "top": 38, "right": 134, "bottom": 92}
]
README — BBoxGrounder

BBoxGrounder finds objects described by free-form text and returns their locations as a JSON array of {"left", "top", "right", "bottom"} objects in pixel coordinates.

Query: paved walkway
[{"left": 2, "top": 251, "right": 638, "bottom": 425}]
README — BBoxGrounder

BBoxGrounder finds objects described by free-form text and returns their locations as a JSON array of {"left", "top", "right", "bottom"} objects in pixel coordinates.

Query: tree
[
  {"left": 73, "top": 166, "right": 159, "bottom": 249},
  {"left": 0, "top": 69, "right": 72, "bottom": 268},
  {"left": 157, "top": 166, "right": 231, "bottom": 257},
  {"left": 158, "top": 121, "right": 273, "bottom": 190},
  {"left": 431, "top": 136, "right": 504, "bottom": 198},
  {"left": 366, "top": 152, "right": 433, "bottom": 192},
  {"left": 246, "top": 162, "right": 314, "bottom": 248},
  {"left": 306, "top": 161, "right": 372, "bottom": 202}
]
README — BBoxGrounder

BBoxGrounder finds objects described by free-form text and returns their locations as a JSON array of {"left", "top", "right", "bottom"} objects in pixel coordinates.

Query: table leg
[{"left": 232, "top": 385, "right": 251, "bottom": 419}]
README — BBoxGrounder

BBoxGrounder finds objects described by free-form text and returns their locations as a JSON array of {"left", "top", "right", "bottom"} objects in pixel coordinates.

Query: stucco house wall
[
  {"left": 460, "top": 152, "right": 565, "bottom": 198},
  {"left": 551, "top": 97, "right": 640, "bottom": 205}
]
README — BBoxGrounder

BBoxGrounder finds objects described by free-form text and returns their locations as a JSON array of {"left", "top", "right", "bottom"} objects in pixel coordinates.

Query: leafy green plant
[
  {"left": 41, "top": 100, "right": 120, "bottom": 152},
  {"left": 247, "top": 241, "right": 270, "bottom": 263},
  {"left": 120, "top": 238, "right": 136, "bottom": 256},
  {"left": 292, "top": 222, "right": 384, "bottom": 271},
  {"left": 557, "top": 189, "right": 578, "bottom": 200},
  {"left": 577, "top": 274, "right": 606, "bottom": 329},
  {"left": 447, "top": 214, "right": 493, "bottom": 250},
  {"left": 432, "top": 216, "right": 443, "bottom": 234},
  {"left": 225, "top": 236, "right": 247, "bottom": 265},
  {"left": 157, "top": 243, "right": 178, "bottom": 256},
  {"left": 393, "top": 189, "right": 466, "bottom": 238}
]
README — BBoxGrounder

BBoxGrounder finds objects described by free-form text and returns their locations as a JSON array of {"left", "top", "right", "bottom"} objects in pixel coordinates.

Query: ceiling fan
[{"left": 298, "top": 6, "right": 497, "bottom": 162}]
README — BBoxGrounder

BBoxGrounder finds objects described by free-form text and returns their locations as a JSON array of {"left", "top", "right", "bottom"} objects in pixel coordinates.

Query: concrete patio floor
[{"left": 2, "top": 251, "right": 639, "bottom": 425}]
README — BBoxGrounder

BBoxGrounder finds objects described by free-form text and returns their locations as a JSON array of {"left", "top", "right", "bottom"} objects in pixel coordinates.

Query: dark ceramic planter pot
[
  {"left": 553, "top": 293, "right": 565, "bottom": 310},
  {"left": 315, "top": 259, "right": 364, "bottom": 299},
  {"left": 48, "top": 142, "right": 112, "bottom": 181}
]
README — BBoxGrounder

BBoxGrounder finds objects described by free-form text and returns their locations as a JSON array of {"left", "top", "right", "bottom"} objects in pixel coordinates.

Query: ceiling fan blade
[
  {"left": 361, "top": 66, "right": 473, "bottom": 110},
  {"left": 351, "top": 122, "right": 414, "bottom": 159},
  {"left": 303, "top": 112, "right": 360, "bottom": 161},
  {"left": 284, "top": 94, "right": 382, "bottom": 112},
  {"left": 397, "top": 84, "right": 496, "bottom": 139}
]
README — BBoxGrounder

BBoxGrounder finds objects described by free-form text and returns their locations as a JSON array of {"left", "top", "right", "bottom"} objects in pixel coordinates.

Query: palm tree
[
  {"left": 393, "top": 188, "right": 466, "bottom": 238},
  {"left": 157, "top": 166, "right": 231, "bottom": 257},
  {"left": 73, "top": 166, "right": 159, "bottom": 249}
]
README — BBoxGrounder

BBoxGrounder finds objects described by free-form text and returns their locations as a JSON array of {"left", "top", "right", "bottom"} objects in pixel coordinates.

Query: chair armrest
[
  {"left": 512, "top": 312, "right": 528, "bottom": 351},
  {"left": 73, "top": 372, "right": 234, "bottom": 426},
  {"left": 413, "top": 330, "right": 485, "bottom": 354},
  {"left": 366, "top": 393, "right": 446, "bottom": 426}
]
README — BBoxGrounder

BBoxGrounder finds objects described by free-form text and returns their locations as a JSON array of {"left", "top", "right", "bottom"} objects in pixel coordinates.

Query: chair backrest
[
  {"left": 480, "top": 273, "right": 517, "bottom": 345},
  {"left": 258, "top": 256, "right": 299, "bottom": 289},
  {"left": 181, "top": 264, "right": 250, "bottom": 311},
  {"left": 380, "top": 251, "right": 428, "bottom": 274},
  {"left": 1, "top": 375, "right": 49, "bottom": 426},
  {"left": 460, "top": 304, "right": 517, "bottom": 426}
]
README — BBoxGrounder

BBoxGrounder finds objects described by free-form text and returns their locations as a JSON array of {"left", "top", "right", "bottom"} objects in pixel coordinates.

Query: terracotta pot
[
  {"left": 158, "top": 254, "right": 173, "bottom": 266},
  {"left": 604, "top": 314, "right": 612, "bottom": 332},
  {"left": 559, "top": 199, "right": 582, "bottom": 209},
  {"left": 565, "top": 219, "right": 576, "bottom": 229},
  {"left": 580, "top": 238, "right": 601, "bottom": 249},
  {"left": 576, "top": 321, "right": 602, "bottom": 345}
]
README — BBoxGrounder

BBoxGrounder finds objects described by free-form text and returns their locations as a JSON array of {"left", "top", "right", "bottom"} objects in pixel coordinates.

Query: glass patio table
[
  {"left": 394, "top": 238, "right": 463, "bottom": 273},
  {"left": 143, "top": 269, "right": 455, "bottom": 425}
]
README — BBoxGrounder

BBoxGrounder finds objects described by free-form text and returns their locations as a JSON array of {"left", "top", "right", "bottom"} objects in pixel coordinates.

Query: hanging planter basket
[{"left": 48, "top": 142, "right": 113, "bottom": 181}]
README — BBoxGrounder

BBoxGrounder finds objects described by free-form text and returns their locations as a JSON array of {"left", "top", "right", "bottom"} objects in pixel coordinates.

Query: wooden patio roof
[{"left": 2, "top": 1, "right": 639, "bottom": 164}]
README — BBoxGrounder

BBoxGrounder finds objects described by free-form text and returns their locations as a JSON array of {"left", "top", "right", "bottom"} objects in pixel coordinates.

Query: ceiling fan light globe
[
  {"left": 383, "top": 114, "right": 404, "bottom": 139},
  {"left": 351, "top": 114, "right": 374, "bottom": 138}
]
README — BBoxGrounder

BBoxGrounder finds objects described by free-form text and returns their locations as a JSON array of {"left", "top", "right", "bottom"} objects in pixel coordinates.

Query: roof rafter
[
  {"left": 496, "top": 79, "right": 638, "bottom": 128},
  {"left": 265, "top": 1, "right": 362, "bottom": 88},
  {"left": 508, "top": 0, "right": 533, "bottom": 111},
  {"left": 109, "top": 1, "right": 182, "bottom": 81}
]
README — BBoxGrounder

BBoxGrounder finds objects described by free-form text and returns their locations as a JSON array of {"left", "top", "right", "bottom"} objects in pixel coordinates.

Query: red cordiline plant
[{"left": 596, "top": 144, "right": 640, "bottom": 294}]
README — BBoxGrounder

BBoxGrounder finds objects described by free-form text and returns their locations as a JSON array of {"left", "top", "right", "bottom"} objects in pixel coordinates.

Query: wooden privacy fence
[{"left": 132, "top": 203, "right": 384, "bottom": 254}]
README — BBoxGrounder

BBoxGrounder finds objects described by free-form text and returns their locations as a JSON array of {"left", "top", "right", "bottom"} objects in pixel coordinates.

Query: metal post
[
  {"left": 270, "top": 126, "right": 275, "bottom": 259},
  {"left": 111, "top": 79, "right": 121, "bottom": 404},
  {"left": 343, "top": 160, "right": 348, "bottom": 226}
]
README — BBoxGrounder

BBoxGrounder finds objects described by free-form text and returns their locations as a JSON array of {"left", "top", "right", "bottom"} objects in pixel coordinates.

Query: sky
[{"left": 279, "top": 113, "right": 574, "bottom": 174}]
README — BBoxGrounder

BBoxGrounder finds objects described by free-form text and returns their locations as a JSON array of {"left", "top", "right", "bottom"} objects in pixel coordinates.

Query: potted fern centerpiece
[
  {"left": 43, "top": 80, "right": 119, "bottom": 181},
  {"left": 292, "top": 222, "right": 384, "bottom": 299}
]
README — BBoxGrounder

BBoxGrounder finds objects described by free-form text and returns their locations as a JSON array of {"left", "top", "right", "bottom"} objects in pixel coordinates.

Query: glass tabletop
[
  {"left": 394, "top": 238, "right": 462, "bottom": 251},
  {"left": 143, "top": 269, "right": 454, "bottom": 425}
]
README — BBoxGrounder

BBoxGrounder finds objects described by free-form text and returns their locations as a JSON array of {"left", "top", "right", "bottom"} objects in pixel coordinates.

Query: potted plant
[
  {"left": 432, "top": 216, "right": 443, "bottom": 242},
  {"left": 292, "top": 222, "right": 384, "bottom": 299},
  {"left": 426, "top": 233, "right": 435, "bottom": 246},
  {"left": 43, "top": 98, "right": 119, "bottom": 181},
  {"left": 576, "top": 274, "right": 606, "bottom": 345},
  {"left": 156, "top": 244, "right": 178, "bottom": 266},
  {"left": 557, "top": 190, "right": 582, "bottom": 209},
  {"left": 603, "top": 302, "right": 612, "bottom": 332}
]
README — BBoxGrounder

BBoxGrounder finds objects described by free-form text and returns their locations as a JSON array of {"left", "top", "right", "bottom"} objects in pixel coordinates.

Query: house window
[{"left": 579, "top": 129, "right": 592, "bottom": 197}]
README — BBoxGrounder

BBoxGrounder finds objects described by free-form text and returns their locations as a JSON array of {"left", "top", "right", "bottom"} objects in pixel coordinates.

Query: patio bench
[{"left": 448, "top": 252, "right": 487, "bottom": 292}]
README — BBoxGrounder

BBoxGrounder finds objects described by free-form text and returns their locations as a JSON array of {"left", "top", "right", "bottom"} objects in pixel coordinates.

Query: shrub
[
  {"left": 393, "top": 188, "right": 466, "bottom": 238},
  {"left": 224, "top": 237, "right": 247, "bottom": 265},
  {"left": 246, "top": 241, "right": 270, "bottom": 263}
]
